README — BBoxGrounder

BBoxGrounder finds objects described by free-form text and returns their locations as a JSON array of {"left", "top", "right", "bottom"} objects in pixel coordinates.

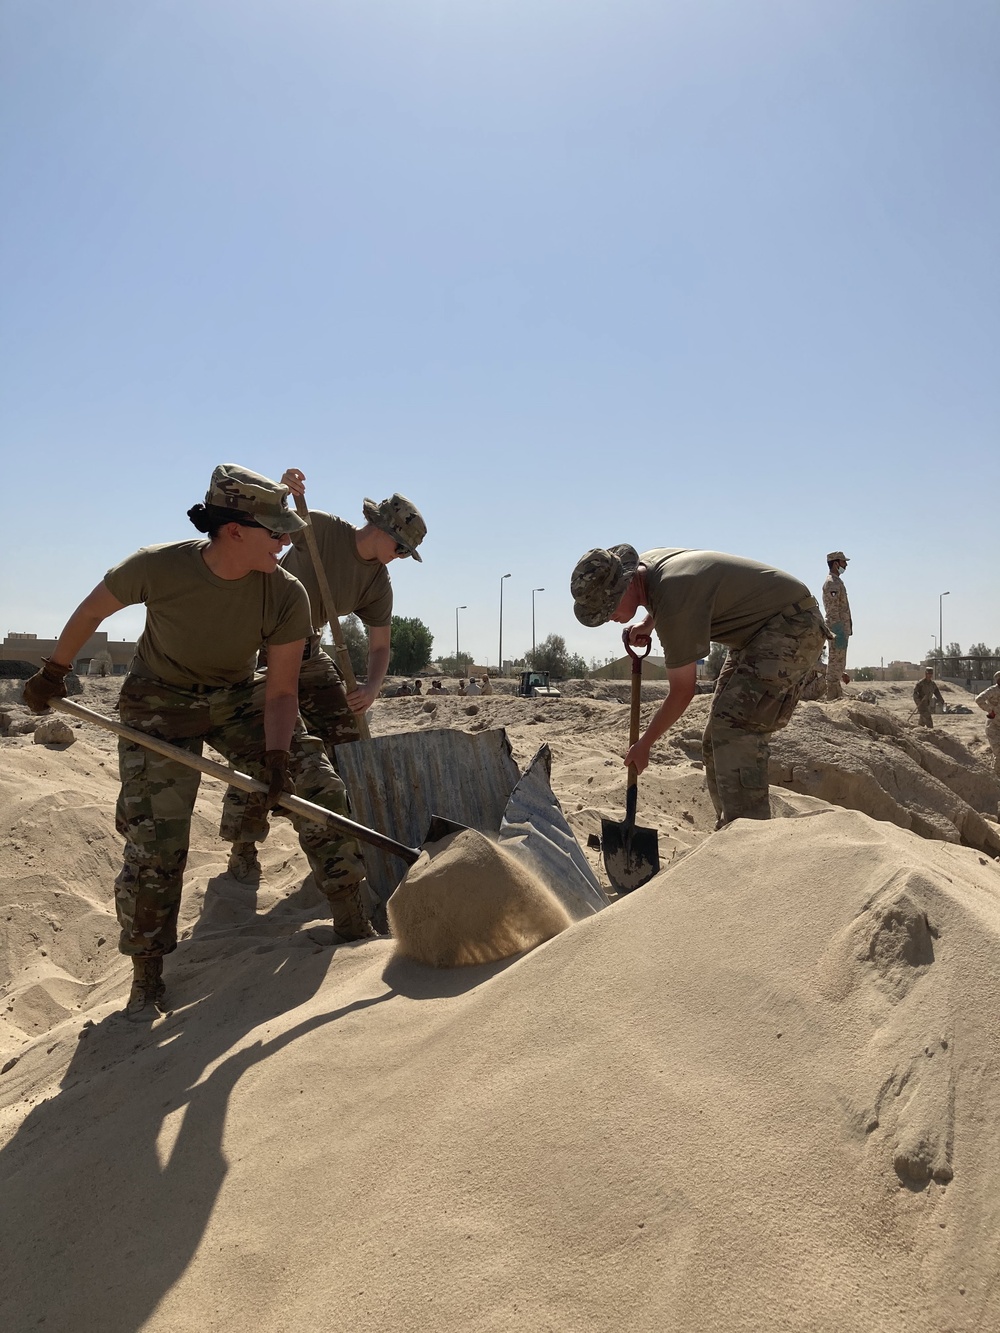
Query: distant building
[
  {"left": 590, "top": 655, "right": 670, "bottom": 681},
  {"left": 1, "top": 631, "right": 135, "bottom": 675}
]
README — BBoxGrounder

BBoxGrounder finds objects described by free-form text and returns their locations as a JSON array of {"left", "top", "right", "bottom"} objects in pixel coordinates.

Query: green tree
[
  {"left": 435, "top": 651, "right": 475, "bottom": 676},
  {"left": 524, "top": 634, "right": 587, "bottom": 679},
  {"left": 389, "top": 615, "right": 433, "bottom": 675},
  {"left": 705, "top": 641, "right": 727, "bottom": 680},
  {"left": 325, "top": 614, "right": 368, "bottom": 678}
]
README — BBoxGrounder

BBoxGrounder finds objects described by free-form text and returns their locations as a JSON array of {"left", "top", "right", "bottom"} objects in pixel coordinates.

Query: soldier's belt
[{"left": 779, "top": 596, "right": 818, "bottom": 617}]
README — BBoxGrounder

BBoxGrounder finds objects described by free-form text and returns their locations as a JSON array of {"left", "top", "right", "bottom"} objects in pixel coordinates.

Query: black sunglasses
[{"left": 247, "top": 520, "right": 285, "bottom": 541}]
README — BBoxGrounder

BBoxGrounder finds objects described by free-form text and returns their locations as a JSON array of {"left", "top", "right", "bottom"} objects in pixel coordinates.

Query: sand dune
[{"left": 2, "top": 679, "right": 999, "bottom": 1331}]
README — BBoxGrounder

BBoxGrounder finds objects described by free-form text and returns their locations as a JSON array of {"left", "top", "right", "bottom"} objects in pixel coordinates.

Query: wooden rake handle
[
  {"left": 50, "top": 697, "right": 416, "bottom": 861},
  {"left": 292, "top": 492, "right": 371, "bottom": 741}
]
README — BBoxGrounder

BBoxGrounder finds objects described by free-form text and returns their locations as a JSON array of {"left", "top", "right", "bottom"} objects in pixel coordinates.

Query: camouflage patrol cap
[
  {"left": 206, "top": 464, "right": 306, "bottom": 534},
  {"left": 362, "top": 493, "right": 426, "bottom": 562},
  {"left": 571, "top": 545, "right": 639, "bottom": 627},
  {"left": 994, "top": 671, "right": 1000, "bottom": 685},
  {"left": 826, "top": 551, "right": 849, "bottom": 563}
]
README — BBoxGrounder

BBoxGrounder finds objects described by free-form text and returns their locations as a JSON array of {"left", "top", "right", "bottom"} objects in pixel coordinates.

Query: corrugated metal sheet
[
  {"left": 334, "top": 727, "right": 522, "bottom": 905},
  {"left": 499, "top": 745, "right": 611, "bottom": 921}
]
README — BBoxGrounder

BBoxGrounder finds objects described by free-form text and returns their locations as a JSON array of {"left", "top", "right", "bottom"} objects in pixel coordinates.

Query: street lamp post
[
  {"left": 455, "top": 605, "right": 467, "bottom": 665},
  {"left": 531, "top": 587, "right": 544, "bottom": 657},
  {"left": 498, "top": 574, "right": 511, "bottom": 676},
  {"left": 939, "top": 592, "right": 950, "bottom": 665}
]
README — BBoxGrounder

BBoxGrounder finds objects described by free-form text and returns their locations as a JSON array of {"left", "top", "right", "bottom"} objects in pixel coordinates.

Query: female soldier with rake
[{"left": 23, "top": 464, "right": 374, "bottom": 1019}]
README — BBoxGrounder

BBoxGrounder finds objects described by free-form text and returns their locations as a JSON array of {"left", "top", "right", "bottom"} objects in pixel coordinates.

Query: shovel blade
[
  {"left": 424, "top": 815, "right": 470, "bottom": 846},
  {"left": 601, "top": 817, "right": 660, "bottom": 895}
]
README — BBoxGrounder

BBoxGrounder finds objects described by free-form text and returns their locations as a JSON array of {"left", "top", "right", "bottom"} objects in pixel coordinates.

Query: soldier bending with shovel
[{"left": 571, "top": 546, "right": 827, "bottom": 828}]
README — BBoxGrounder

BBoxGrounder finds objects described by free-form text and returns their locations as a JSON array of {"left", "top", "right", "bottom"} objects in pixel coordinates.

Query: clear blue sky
[{"left": 2, "top": 0, "right": 997, "bottom": 670}]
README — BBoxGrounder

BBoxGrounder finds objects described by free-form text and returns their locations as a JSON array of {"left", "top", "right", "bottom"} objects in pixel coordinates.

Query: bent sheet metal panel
[
  {"left": 334, "top": 727, "right": 522, "bottom": 905},
  {"left": 498, "top": 744, "right": 611, "bottom": 921}
]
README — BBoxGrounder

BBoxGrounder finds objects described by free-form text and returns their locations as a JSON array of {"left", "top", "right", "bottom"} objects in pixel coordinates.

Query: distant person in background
[
  {"left": 429, "top": 680, "right": 443, "bottom": 696},
  {"left": 822, "top": 551, "right": 852, "bottom": 701},
  {"left": 466, "top": 677, "right": 481, "bottom": 696},
  {"left": 480, "top": 674, "right": 493, "bottom": 696},
  {"left": 413, "top": 679, "right": 423, "bottom": 695},
  {"left": 975, "top": 671, "right": 1000, "bottom": 773},
  {"left": 457, "top": 680, "right": 467, "bottom": 696},
  {"left": 396, "top": 681, "right": 411, "bottom": 697},
  {"left": 913, "top": 668, "right": 945, "bottom": 727}
]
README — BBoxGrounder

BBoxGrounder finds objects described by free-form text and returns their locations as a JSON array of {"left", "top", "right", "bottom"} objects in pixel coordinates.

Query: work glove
[
  {"left": 830, "top": 622, "right": 849, "bottom": 651},
  {"left": 22, "top": 658, "right": 72, "bottom": 713},
  {"left": 246, "top": 749, "right": 294, "bottom": 824}
]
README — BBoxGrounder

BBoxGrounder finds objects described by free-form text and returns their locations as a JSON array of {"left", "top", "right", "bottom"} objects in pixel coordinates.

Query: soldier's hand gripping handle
[
  {"left": 263, "top": 749, "right": 294, "bottom": 816},
  {"left": 22, "top": 658, "right": 73, "bottom": 713}
]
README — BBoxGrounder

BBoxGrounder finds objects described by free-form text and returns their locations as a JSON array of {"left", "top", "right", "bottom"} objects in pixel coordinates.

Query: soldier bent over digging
[{"left": 23, "top": 464, "right": 376, "bottom": 1020}]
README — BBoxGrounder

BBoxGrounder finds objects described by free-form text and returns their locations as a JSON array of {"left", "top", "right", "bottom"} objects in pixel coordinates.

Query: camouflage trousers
[
  {"left": 826, "top": 642, "right": 848, "bottom": 700},
  {"left": 114, "top": 674, "right": 365, "bottom": 957},
  {"left": 985, "top": 722, "right": 1000, "bottom": 772},
  {"left": 916, "top": 705, "right": 934, "bottom": 728},
  {"left": 703, "top": 605, "right": 826, "bottom": 826},
  {"left": 219, "top": 651, "right": 361, "bottom": 845}
]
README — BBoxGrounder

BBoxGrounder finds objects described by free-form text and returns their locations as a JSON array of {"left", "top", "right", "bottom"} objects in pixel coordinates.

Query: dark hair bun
[{"left": 187, "top": 503, "right": 213, "bottom": 533}]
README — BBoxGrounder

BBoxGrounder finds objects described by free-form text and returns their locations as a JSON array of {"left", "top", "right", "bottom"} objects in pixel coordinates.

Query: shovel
[
  {"left": 49, "top": 698, "right": 464, "bottom": 867},
  {"left": 601, "top": 630, "right": 661, "bottom": 895}
]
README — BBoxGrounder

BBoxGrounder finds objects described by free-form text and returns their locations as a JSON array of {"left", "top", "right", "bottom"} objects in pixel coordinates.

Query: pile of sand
[
  {"left": 3, "top": 679, "right": 1000, "bottom": 1330},
  {"left": 388, "top": 827, "right": 571, "bottom": 967},
  {"left": 771, "top": 700, "right": 1000, "bottom": 856},
  {"left": 2, "top": 794, "right": 999, "bottom": 1330}
]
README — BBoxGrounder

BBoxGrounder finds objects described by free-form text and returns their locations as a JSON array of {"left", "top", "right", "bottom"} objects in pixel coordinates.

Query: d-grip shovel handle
[{"left": 622, "top": 628, "right": 651, "bottom": 815}]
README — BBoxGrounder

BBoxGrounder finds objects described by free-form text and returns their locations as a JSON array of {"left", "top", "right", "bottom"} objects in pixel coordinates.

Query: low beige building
[{"left": 1, "top": 631, "right": 135, "bottom": 675}]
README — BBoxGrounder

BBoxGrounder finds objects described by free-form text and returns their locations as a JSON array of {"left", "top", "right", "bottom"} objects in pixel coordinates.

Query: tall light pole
[
  {"left": 455, "top": 605, "right": 467, "bottom": 665},
  {"left": 939, "top": 592, "right": 950, "bottom": 661},
  {"left": 498, "top": 574, "right": 511, "bottom": 676},
  {"left": 531, "top": 587, "right": 544, "bottom": 657}
]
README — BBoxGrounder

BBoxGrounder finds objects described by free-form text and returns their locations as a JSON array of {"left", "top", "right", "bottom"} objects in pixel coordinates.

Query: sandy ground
[{"left": 2, "top": 675, "right": 999, "bottom": 1331}]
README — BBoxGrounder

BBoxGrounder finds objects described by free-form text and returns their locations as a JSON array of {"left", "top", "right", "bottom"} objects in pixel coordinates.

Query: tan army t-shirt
[
  {"left": 104, "top": 541, "right": 311, "bottom": 687},
  {"left": 641, "top": 549, "right": 811, "bottom": 668},
  {"left": 283, "top": 512, "right": 393, "bottom": 628}
]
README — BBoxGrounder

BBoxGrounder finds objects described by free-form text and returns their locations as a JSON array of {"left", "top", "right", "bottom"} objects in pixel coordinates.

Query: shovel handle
[
  {"left": 622, "top": 628, "right": 649, "bottom": 795},
  {"left": 49, "top": 698, "right": 418, "bottom": 863},
  {"left": 292, "top": 492, "right": 372, "bottom": 742}
]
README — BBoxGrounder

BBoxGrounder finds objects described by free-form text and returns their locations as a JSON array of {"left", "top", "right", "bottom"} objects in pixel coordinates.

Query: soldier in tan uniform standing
[
  {"left": 913, "top": 667, "right": 945, "bottom": 727},
  {"left": 822, "top": 551, "right": 852, "bottom": 701},
  {"left": 975, "top": 671, "right": 1000, "bottom": 773},
  {"left": 222, "top": 467, "right": 426, "bottom": 883}
]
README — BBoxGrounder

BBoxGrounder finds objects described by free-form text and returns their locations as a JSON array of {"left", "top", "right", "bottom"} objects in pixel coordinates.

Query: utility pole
[
  {"left": 498, "top": 574, "right": 511, "bottom": 676},
  {"left": 531, "top": 587, "right": 544, "bottom": 657},
  {"left": 455, "top": 605, "right": 467, "bottom": 665}
]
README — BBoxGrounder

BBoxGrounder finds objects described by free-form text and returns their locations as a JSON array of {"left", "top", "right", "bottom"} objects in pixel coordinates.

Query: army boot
[
  {"left": 227, "top": 840, "right": 261, "bottom": 883},
  {"left": 325, "top": 883, "right": 382, "bottom": 942},
  {"left": 126, "top": 956, "right": 165, "bottom": 1019}
]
